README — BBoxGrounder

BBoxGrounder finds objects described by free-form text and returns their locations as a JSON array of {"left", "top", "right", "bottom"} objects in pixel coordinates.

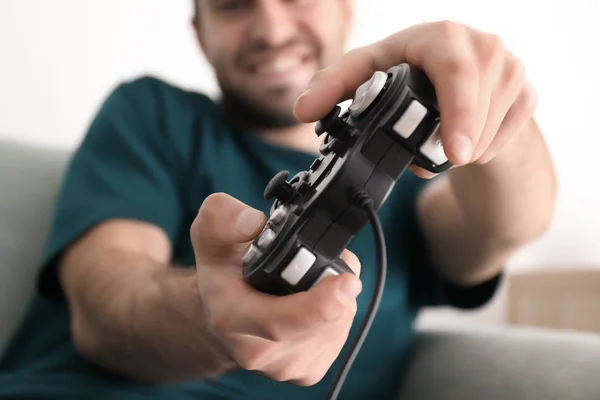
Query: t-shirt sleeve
[
  {"left": 401, "top": 174, "right": 502, "bottom": 310},
  {"left": 37, "top": 78, "right": 186, "bottom": 302}
]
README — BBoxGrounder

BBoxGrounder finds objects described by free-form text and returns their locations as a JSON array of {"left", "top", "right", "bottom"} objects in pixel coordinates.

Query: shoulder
[
  {"left": 103, "top": 75, "right": 218, "bottom": 121},
  {"left": 90, "top": 75, "right": 226, "bottom": 161}
]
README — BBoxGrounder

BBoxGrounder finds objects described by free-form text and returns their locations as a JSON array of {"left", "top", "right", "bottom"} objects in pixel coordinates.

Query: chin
[{"left": 220, "top": 86, "right": 301, "bottom": 129}]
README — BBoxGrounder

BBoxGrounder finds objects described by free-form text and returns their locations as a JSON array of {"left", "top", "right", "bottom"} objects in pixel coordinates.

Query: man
[{"left": 0, "top": 0, "right": 556, "bottom": 399}]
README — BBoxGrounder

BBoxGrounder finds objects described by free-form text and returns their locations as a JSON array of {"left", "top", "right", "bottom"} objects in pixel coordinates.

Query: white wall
[{"left": 1, "top": 0, "right": 599, "bottom": 325}]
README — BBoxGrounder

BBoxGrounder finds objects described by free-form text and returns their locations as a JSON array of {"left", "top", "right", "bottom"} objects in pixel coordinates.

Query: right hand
[{"left": 190, "top": 193, "right": 362, "bottom": 386}]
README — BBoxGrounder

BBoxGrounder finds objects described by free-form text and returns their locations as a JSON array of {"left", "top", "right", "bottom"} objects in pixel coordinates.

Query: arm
[
  {"left": 293, "top": 21, "right": 559, "bottom": 290},
  {"left": 59, "top": 219, "right": 235, "bottom": 383},
  {"left": 416, "top": 118, "right": 557, "bottom": 286},
  {"left": 44, "top": 79, "right": 362, "bottom": 387}
]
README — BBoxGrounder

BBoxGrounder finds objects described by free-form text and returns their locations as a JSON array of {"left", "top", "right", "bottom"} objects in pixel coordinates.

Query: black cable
[{"left": 326, "top": 187, "right": 387, "bottom": 400}]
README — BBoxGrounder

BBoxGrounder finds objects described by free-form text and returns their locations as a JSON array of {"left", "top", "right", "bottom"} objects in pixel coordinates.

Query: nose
[{"left": 249, "top": 0, "right": 298, "bottom": 48}]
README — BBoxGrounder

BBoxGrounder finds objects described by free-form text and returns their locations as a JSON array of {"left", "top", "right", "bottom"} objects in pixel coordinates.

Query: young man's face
[{"left": 194, "top": 0, "right": 353, "bottom": 128}]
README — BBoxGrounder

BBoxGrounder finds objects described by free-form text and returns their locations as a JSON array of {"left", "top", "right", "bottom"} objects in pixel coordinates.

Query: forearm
[
  {"left": 63, "top": 250, "right": 236, "bottom": 383},
  {"left": 448, "top": 118, "right": 557, "bottom": 244},
  {"left": 418, "top": 118, "right": 557, "bottom": 285}
]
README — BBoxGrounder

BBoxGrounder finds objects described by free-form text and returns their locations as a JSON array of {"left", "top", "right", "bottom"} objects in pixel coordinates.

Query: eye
[
  {"left": 285, "top": 0, "right": 312, "bottom": 4},
  {"left": 216, "top": 0, "right": 251, "bottom": 13}
]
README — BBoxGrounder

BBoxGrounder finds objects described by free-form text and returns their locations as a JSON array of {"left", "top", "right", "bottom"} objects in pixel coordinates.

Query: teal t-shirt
[{"left": 0, "top": 77, "right": 498, "bottom": 399}]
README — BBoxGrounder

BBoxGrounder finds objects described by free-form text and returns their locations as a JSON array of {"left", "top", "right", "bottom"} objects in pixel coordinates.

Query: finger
[
  {"left": 294, "top": 314, "right": 355, "bottom": 386},
  {"left": 284, "top": 321, "right": 351, "bottom": 386},
  {"left": 409, "top": 165, "right": 440, "bottom": 179},
  {"left": 472, "top": 54, "right": 524, "bottom": 161},
  {"left": 416, "top": 46, "right": 483, "bottom": 166},
  {"left": 293, "top": 27, "right": 422, "bottom": 123},
  {"left": 191, "top": 193, "right": 266, "bottom": 266},
  {"left": 341, "top": 249, "right": 361, "bottom": 276},
  {"left": 231, "top": 272, "right": 361, "bottom": 342},
  {"left": 293, "top": 45, "right": 391, "bottom": 123},
  {"left": 262, "top": 302, "right": 356, "bottom": 385},
  {"left": 476, "top": 81, "right": 538, "bottom": 164},
  {"left": 273, "top": 272, "right": 360, "bottom": 334}
]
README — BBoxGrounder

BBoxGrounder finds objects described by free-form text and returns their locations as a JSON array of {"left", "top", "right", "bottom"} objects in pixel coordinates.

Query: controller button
[
  {"left": 315, "top": 106, "right": 342, "bottom": 137},
  {"left": 264, "top": 170, "right": 296, "bottom": 203},
  {"left": 419, "top": 123, "right": 448, "bottom": 165},
  {"left": 349, "top": 70, "right": 388, "bottom": 118},
  {"left": 280, "top": 247, "right": 316, "bottom": 286},
  {"left": 311, "top": 267, "right": 340, "bottom": 288},
  {"left": 257, "top": 228, "right": 276, "bottom": 248},
  {"left": 241, "top": 244, "right": 261, "bottom": 264},
  {"left": 392, "top": 99, "right": 428, "bottom": 139},
  {"left": 309, "top": 157, "right": 322, "bottom": 172},
  {"left": 270, "top": 206, "right": 287, "bottom": 225}
]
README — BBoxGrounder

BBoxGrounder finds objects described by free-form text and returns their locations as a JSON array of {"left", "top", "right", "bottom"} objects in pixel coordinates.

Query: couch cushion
[{"left": 0, "top": 139, "right": 70, "bottom": 356}]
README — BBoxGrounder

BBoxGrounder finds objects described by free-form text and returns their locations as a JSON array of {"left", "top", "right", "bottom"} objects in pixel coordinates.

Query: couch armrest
[
  {"left": 0, "top": 139, "right": 70, "bottom": 356},
  {"left": 397, "top": 326, "right": 600, "bottom": 400}
]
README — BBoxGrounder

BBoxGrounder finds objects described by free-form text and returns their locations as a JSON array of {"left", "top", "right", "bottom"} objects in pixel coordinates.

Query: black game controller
[{"left": 242, "top": 63, "right": 451, "bottom": 296}]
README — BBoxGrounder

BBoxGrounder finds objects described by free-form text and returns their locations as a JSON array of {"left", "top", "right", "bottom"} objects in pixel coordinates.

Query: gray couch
[{"left": 1, "top": 138, "right": 600, "bottom": 399}]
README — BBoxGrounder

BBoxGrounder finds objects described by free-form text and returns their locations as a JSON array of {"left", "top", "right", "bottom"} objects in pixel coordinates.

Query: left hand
[{"left": 294, "top": 21, "right": 538, "bottom": 178}]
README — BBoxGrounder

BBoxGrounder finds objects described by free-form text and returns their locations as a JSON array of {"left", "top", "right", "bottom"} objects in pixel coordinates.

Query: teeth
[{"left": 256, "top": 57, "right": 303, "bottom": 75}]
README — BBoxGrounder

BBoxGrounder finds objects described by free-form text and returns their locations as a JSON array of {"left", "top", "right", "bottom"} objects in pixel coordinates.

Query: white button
[
  {"left": 241, "top": 244, "right": 260, "bottom": 264},
  {"left": 392, "top": 100, "right": 428, "bottom": 139},
  {"left": 280, "top": 247, "right": 316, "bottom": 286},
  {"left": 257, "top": 229, "right": 276, "bottom": 249},
  {"left": 419, "top": 123, "right": 448, "bottom": 165},
  {"left": 311, "top": 267, "right": 340, "bottom": 288},
  {"left": 348, "top": 71, "right": 388, "bottom": 118},
  {"left": 270, "top": 206, "right": 287, "bottom": 225}
]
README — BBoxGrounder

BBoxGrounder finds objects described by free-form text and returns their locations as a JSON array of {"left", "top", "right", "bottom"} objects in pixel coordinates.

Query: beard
[{"left": 218, "top": 83, "right": 301, "bottom": 130}]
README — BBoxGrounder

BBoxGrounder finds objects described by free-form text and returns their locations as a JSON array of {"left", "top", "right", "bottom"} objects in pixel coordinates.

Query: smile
[{"left": 248, "top": 53, "right": 314, "bottom": 77}]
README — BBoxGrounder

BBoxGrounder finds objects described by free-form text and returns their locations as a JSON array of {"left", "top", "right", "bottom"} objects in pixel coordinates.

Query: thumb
[{"left": 191, "top": 193, "right": 266, "bottom": 266}]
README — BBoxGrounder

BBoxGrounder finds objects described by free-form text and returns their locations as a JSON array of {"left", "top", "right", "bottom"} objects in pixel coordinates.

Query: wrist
[
  {"left": 447, "top": 118, "right": 553, "bottom": 244},
  {"left": 144, "top": 266, "right": 238, "bottom": 380}
]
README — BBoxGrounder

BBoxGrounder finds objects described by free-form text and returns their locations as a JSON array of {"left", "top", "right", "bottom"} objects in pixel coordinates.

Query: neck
[
  {"left": 256, "top": 123, "right": 322, "bottom": 156},
  {"left": 217, "top": 96, "right": 322, "bottom": 155}
]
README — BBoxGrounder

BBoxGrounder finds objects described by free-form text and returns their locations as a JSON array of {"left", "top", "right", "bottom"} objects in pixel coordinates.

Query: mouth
[{"left": 246, "top": 53, "right": 315, "bottom": 80}]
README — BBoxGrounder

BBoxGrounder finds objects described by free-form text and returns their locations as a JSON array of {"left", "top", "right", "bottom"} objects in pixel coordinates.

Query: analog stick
[{"left": 264, "top": 170, "right": 296, "bottom": 203}]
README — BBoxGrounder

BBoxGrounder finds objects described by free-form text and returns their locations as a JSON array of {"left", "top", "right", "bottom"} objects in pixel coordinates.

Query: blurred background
[{"left": 0, "top": 0, "right": 599, "bottom": 332}]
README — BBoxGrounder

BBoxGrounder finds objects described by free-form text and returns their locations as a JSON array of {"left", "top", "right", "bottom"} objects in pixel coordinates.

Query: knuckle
[
  {"left": 315, "top": 298, "right": 345, "bottom": 322},
  {"left": 206, "top": 306, "right": 230, "bottom": 337},
  {"left": 504, "top": 57, "right": 526, "bottom": 85},
  {"left": 485, "top": 32, "right": 504, "bottom": 50},
  {"left": 261, "top": 320, "right": 285, "bottom": 342},
  {"left": 444, "top": 52, "right": 477, "bottom": 78},
  {"left": 191, "top": 193, "right": 224, "bottom": 241},
  {"left": 507, "top": 57, "right": 525, "bottom": 81},
  {"left": 272, "top": 364, "right": 304, "bottom": 383},
  {"left": 435, "top": 20, "right": 465, "bottom": 39},
  {"left": 235, "top": 343, "right": 270, "bottom": 372},
  {"left": 297, "top": 371, "right": 327, "bottom": 387},
  {"left": 199, "top": 193, "right": 223, "bottom": 223},
  {"left": 346, "top": 300, "right": 358, "bottom": 317},
  {"left": 522, "top": 84, "right": 539, "bottom": 114},
  {"left": 477, "top": 33, "right": 505, "bottom": 66}
]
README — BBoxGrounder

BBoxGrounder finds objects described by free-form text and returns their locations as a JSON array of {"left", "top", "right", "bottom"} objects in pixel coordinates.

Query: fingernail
[
  {"left": 450, "top": 135, "right": 473, "bottom": 165},
  {"left": 337, "top": 277, "right": 362, "bottom": 303},
  {"left": 236, "top": 207, "right": 265, "bottom": 236}
]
